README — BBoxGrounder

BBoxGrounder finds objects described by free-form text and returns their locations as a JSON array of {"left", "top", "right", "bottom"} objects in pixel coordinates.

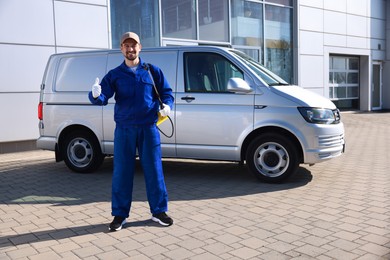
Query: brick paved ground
[{"left": 0, "top": 112, "right": 389, "bottom": 259}]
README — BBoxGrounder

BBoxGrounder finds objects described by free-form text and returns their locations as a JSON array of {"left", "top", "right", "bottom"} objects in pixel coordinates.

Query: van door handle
[{"left": 181, "top": 96, "right": 195, "bottom": 102}]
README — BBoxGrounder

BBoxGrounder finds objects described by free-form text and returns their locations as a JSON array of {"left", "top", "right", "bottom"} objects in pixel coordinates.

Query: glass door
[{"left": 372, "top": 62, "right": 382, "bottom": 110}]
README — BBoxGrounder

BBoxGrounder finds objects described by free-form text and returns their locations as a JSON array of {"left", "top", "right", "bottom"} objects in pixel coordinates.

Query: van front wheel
[
  {"left": 61, "top": 131, "right": 104, "bottom": 173},
  {"left": 246, "top": 133, "right": 299, "bottom": 183}
]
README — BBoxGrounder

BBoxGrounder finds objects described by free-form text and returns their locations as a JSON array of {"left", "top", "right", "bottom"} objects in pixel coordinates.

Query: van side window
[
  {"left": 184, "top": 53, "right": 244, "bottom": 93},
  {"left": 56, "top": 55, "right": 106, "bottom": 92}
]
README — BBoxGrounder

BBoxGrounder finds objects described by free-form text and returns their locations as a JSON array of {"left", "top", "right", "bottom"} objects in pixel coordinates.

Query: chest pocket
[{"left": 139, "top": 73, "right": 156, "bottom": 102}]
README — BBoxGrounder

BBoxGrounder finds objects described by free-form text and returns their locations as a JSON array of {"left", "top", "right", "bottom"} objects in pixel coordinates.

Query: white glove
[
  {"left": 159, "top": 104, "right": 171, "bottom": 117},
  {"left": 92, "top": 77, "right": 101, "bottom": 98}
]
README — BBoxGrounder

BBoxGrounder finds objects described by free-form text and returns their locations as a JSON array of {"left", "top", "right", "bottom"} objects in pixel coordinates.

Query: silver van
[{"left": 37, "top": 46, "right": 345, "bottom": 182}]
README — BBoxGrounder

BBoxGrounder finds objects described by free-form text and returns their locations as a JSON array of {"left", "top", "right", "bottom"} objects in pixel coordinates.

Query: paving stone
[
  {"left": 5, "top": 245, "right": 38, "bottom": 259},
  {"left": 161, "top": 247, "right": 195, "bottom": 260},
  {"left": 188, "top": 252, "right": 222, "bottom": 260},
  {"left": 324, "top": 248, "right": 359, "bottom": 259},
  {"left": 229, "top": 246, "right": 260, "bottom": 259},
  {"left": 0, "top": 112, "right": 390, "bottom": 259},
  {"left": 28, "top": 251, "right": 62, "bottom": 260},
  {"left": 202, "top": 242, "right": 234, "bottom": 255},
  {"left": 359, "top": 242, "right": 390, "bottom": 257}
]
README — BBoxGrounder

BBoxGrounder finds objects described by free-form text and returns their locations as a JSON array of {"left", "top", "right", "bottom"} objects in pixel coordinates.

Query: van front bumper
[{"left": 304, "top": 132, "right": 345, "bottom": 164}]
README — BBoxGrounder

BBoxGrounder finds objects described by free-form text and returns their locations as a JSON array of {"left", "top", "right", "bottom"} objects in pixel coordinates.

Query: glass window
[
  {"left": 266, "top": 0, "right": 293, "bottom": 6},
  {"left": 329, "top": 72, "right": 333, "bottom": 83},
  {"left": 230, "top": 49, "right": 288, "bottom": 86},
  {"left": 349, "top": 58, "right": 359, "bottom": 70},
  {"left": 347, "top": 72, "right": 358, "bottom": 84},
  {"left": 332, "top": 57, "right": 346, "bottom": 70},
  {"left": 56, "top": 55, "right": 107, "bottom": 92},
  {"left": 329, "top": 55, "right": 359, "bottom": 105},
  {"left": 335, "top": 86, "right": 347, "bottom": 99},
  {"left": 199, "top": 0, "right": 229, "bottom": 42},
  {"left": 162, "top": 0, "right": 196, "bottom": 40},
  {"left": 329, "top": 86, "right": 334, "bottom": 99},
  {"left": 348, "top": 87, "right": 359, "bottom": 98},
  {"left": 264, "top": 4, "right": 293, "bottom": 83},
  {"left": 184, "top": 52, "right": 243, "bottom": 92},
  {"left": 236, "top": 48, "right": 260, "bottom": 62},
  {"left": 334, "top": 72, "right": 346, "bottom": 84},
  {"left": 231, "top": 0, "right": 263, "bottom": 48},
  {"left": 110, "top": 0, "right": 159, "bottom": 47}
]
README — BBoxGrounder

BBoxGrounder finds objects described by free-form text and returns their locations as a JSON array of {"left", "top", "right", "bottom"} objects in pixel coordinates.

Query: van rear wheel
[
  {"left": 246, "top": 133, "right": 299, "bottom": 183},
  {"left": 61, "top": 131, "right": 104, "bottom": 173}
]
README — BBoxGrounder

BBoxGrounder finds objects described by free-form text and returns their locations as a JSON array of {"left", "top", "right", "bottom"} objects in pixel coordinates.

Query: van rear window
[{"left": 55, "top": 54, "right": 106, "bottom": 92}]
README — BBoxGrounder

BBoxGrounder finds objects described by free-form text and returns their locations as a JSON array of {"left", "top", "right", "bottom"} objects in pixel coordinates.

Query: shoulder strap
[
  {"left": 144, "top": 64, "right": 174, "bottom": 137},
  {"left": 144, "top": 63, "right": 163, "bottom": 109}
]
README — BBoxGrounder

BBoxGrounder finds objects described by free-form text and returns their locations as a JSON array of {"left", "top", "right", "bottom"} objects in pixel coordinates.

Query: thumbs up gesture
[{"left": 92, "top": 78, "right": 101, "bottom": 98}]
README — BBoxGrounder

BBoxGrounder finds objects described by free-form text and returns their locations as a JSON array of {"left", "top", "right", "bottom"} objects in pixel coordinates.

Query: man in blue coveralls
[{"left": 89, "top": 32, "right": 174, "bottom": 231}]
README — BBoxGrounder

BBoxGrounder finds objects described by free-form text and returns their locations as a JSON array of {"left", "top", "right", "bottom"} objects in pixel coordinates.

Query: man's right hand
[{"left": 92, "top": 77, "right": 101, "bottom": 98}]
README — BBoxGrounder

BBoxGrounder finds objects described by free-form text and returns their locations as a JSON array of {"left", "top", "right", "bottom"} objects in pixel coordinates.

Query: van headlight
[{"left": 298, "top": 107, "right": 340, "bottom": 124}]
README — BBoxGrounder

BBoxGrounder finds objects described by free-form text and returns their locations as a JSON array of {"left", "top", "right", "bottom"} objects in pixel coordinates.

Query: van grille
[{"left": 318, "top": 134, "right": 344, "bottom": 147}]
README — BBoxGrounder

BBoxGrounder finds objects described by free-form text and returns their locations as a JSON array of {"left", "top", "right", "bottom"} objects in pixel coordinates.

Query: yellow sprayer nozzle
[{"left": 157, "top": 112, "right": 168, "bottom": 126}]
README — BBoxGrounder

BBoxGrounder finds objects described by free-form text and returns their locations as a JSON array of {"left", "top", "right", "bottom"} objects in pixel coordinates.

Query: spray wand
[{"left": 145, "top": 64, "right": 174, "bottom": 138}]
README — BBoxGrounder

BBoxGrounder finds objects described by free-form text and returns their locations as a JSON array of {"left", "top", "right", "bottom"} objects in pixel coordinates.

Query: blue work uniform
[{"left": 88, "top": 58, "right": 174, "bottom": 218}]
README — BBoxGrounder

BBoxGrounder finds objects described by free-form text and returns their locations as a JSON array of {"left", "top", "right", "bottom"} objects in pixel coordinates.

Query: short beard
[{"left": 125, "top": 54, "right": 137, "bottom": 61}]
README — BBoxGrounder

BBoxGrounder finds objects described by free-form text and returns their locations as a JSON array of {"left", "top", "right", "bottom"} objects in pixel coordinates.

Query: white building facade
[{"left": 0, "top": 0, "right": 388, "bottom": 153}]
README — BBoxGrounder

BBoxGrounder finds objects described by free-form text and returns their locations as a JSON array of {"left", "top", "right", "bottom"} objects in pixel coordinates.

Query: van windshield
[{"left": 229, "top": 50, "right": 289, "bottom": 86}]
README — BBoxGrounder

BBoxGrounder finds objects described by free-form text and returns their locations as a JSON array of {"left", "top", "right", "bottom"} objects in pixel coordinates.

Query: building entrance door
[{"left": 372, "top": 62, "right": 382, "bottom": 110}]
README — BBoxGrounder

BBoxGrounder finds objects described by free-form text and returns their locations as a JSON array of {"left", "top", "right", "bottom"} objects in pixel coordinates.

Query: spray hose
[{"left": 145, "top": 64, "right": 174, "bottom": 138}]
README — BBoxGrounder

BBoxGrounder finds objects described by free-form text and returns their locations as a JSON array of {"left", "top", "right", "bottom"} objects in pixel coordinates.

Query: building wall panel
[
  {"left": 0, "top": 93, "right": 40, "bottom": 142},
  {"left": 0, "top": 44, "right": 55, "bottom": 92},
  {"left": 0, "top": 0, "right": 110, "bottom": 144},
  {"left": 346, "top": 36, "right": 368, "bottom": 49},
  {"left": 324, "top": 33, "right": 347, "bottom": 47},
  {"left": 0, "top": 0, "right": 55, "bottom": 45},
  {"left": 324, "top": 0, "right": 346, "bottom": 12},
  {"left": 59, "top": 0, "right": 107, "bottom": 5},
  {"left": 300, "top": 31, "right": 323, "bottom": 55},
  {"left": 347, "top": 14, "right": 368, "bottom": 37},
  {"left": 54, "top": 1, "right": 109, "bottom": 48},
  {"left": 324, "top": 11, "right": 347, "bottom": 35},
  {"left": 299, "top": 6, "right": 323, "bottom": 32},
  {"left": 299, "top": 0, "right": 323, "bottom": 9},
  {"left": 347, "top": 0, "right": 368, "bottom": 16},
  {"left": 299, "top": 55, "right": 324, "bottom": 91}
]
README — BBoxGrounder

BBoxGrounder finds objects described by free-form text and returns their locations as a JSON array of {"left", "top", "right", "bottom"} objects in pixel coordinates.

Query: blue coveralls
[{"left": 88, "top": 58, "right": 174, "bottom": 218}]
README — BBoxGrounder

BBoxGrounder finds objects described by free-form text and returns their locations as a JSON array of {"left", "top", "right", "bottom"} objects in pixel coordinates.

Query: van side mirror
[{"left": 227, "top": 78, "right": 253, "bottom": 93}]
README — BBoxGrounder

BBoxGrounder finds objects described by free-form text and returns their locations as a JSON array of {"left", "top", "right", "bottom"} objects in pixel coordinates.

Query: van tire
[
  {"left": 246, "top": 133, "right": 299, "bottom": 183},
  {"left": 61, "top": 131, "right": 104, "bottom": 173}
]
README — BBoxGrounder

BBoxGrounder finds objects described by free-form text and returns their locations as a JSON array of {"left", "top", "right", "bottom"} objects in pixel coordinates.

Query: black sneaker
[
  {"left": 151, "top": 212, "right": 173, "bottom": 226},
  {"left": 109, "top": 216, "right": 126, "bottom": 231}
]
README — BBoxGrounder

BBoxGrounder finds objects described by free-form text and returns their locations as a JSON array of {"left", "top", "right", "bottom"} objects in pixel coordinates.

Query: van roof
[{"left": 52, "top": 45, "right": 233, "bottom": 57}]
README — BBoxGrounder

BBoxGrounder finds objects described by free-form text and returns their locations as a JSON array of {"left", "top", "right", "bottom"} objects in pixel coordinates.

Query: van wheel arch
[
  {"left": 58, "top": 126, "right": 104, "bottom": 173},
  {"left": 242, "top": 127, "right": 303, "bottom": 183}
]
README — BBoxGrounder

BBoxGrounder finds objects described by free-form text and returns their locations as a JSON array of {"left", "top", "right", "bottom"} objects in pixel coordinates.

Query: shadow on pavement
[
  {"left": 0, "top": 157, "right": 312, "bottom": 206},
  {"left": 0, "top": 224, "right": 108, "bottom": 248},
  {"left": 0, "top": 156, "right": 312, "bottom": 248},
  {"left": 0, "top": 219, "right": 171, "bottom": 249}
]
